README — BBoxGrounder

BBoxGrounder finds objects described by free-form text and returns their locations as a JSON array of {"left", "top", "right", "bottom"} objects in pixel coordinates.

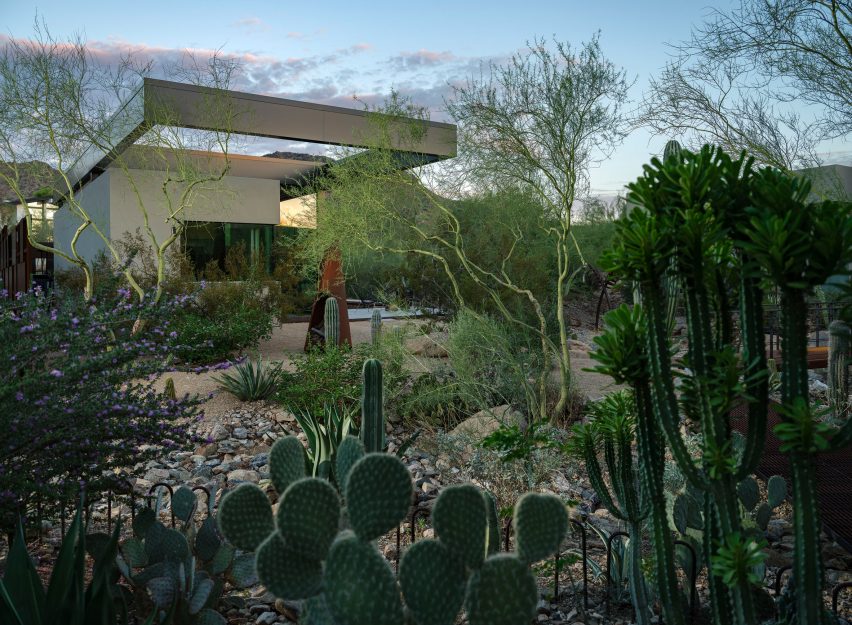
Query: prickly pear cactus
[
  {"left": 216, "top": 435, "right": 569, "bottom": 625},
  {"left": 118, "top": 486, "right": 254, "bottom": 624},
  {"left": 324, "top": 297, "right": 340, "bottom": 347}
]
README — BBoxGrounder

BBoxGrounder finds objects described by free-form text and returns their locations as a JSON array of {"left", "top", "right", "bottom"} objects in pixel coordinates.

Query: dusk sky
[{"left": 3, "top": 1, "right": 851, "bottom": 196}]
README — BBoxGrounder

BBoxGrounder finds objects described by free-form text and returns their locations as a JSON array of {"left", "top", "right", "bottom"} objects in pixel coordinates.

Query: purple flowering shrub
[{"left": 0, "top": 287, "right": 203, "bottom": 528}]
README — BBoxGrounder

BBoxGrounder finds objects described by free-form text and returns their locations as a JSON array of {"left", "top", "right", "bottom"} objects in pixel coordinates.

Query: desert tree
[
  {"left": 0, "top": 21, "right": 240, "bottom": 301},
  {"left": 298, "top": 35, "right": 631, "bottom": 423},
  {"left": 641, "top": 0, "right": 851, "bottom": 170}
]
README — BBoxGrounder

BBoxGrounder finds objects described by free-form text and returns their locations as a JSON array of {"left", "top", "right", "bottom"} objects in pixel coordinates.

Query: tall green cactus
[
  {"left": 829, "top": 320, "right": 851, "bottom": 420},
  {"left": 567, "top": 389, "right": 654, "bottom": 625},
  {"left": 371, "top": 308, "right": 383, "bottom": 347},
  {"left": 663, "top": 138, "right": 682, "bottom": 161},
  {"left": 216, "top": 435, "right": 568, "bottom": 625},
  {"left": 604, "top": 147, "right": 769, "bottom": 625},
  {"left": 361, "top": 358, "right": 385, "bottom": 452},
  {"left": 324, "top": 296, "right": 340, "bottom": 348},
  {"left": 587, "top": 304, "right": 684, "bottom": 625},
  {"left": 743, "top": 169, "right": 852, "bottom": 625},
  {"left": 604, "top": 146, "right": 852, "bottom": 625}
]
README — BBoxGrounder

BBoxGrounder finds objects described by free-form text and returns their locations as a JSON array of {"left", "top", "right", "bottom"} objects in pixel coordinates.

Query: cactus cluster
[
  {"left": 324, "top": 296, "right": 340, "bottom": 348},
  {"left": 217, "top": 434, "right": 569, "bottom": 625},
  {"left": 117, "top": 486, "right": 255, "bottom": 625},
  {"left": 596, "top": 145, "right": 852, "bottom": 625}
]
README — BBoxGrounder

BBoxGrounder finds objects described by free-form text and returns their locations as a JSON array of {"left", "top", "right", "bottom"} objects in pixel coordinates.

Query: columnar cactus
[
  {"left": 589, "top": 305, "right": 683, "bottom": 625},
  {"left": 829, "top": 320, "right": 851, "bottom": 420},
  {"left": 745, "top": 169, "right": 852, "bottom": 625},
  {"left": 567, "top": 388, "right": 655, "bottom": 625},
  {"left": 324, "top": 296, "right": 340, "bottom": 348},
  {"left": 604, "top": 145, "right": 852, "bottom": 625},
  {"left": 361, "top": 359, "right": 385, "bottom": 452},
  {"left": 604, "top": 147, "right": 770, "bottom": 625},
  {"left": 370, "top": 308, "right": 383, "bottom": 347},
  {"left": 662, "top": 138, "right": 682, "bottom": 161},
  {"left": 217, "top": 434, "right": 569, "bottom": 625}
]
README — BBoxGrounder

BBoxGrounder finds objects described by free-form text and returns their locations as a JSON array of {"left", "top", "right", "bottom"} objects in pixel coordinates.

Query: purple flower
[
  {"left": 15, "top": 391, "right": 23, "bottom": 401},
  {"left": 50, "top": 369, "right": 64, "bottom": 378}
]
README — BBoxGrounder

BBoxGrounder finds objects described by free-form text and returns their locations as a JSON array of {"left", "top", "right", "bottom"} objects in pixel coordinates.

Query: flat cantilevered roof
[{"left": 68, "top": 77, "right": 457, "bottom": 189}]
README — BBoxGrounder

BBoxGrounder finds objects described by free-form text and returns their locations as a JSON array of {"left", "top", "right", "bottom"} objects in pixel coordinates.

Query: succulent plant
[
  {"left": 829, "top": 320, "right": 850, "bottom": 420},
  {"left": 118, "top": 486, "right": 255, "bottom": 625},
  {"left": 360, "top": 359, "right": 385, "bottom": 453},
  {"left": 587, "top": 307, "right": 683, "bottom": 625},
  {"left": 566, "top": 390, "right": 653, "bottom": 625},
  {"left": 602, "top": 145, "right": 852, "bottom": 625},
  {"left": 217, "top": 435, "right": 569, "bottom": 625},
  {"left": 164, "top": 377, "right": 177, "bottom": 401},
  {"left": 370, "top": 308, "right": 382, "bottom": 347},
  {"left": 290, "top": 404, "right": 357, "bottom": 479},
  {"left": 324, "top": 297, "right": 340, "bottom": 348}
]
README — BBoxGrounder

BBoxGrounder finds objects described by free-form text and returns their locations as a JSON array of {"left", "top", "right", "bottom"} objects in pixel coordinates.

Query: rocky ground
[{"left": 118, "top": 397, "right": 851, "bottom": 625}]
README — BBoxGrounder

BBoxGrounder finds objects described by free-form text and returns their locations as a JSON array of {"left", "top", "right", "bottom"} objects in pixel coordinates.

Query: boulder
[
  {"left": 405, "top": 334, "right": 449, "bottom": 358},
  {"left": 450, "top": 405, "right": 522, "bottom": 439}
]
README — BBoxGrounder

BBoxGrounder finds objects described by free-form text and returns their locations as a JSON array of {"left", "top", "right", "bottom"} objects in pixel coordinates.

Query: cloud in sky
[
  {"left": 388, "top": 49, "right": 456, "bottom": 70},
  {"left": 231, "top": 17, "right": 269, "bottom": 31}
]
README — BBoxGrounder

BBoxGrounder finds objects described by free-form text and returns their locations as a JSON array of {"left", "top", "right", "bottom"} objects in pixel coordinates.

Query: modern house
[{"left": 53, "top": 78, "right": 457, "bottom": 274}]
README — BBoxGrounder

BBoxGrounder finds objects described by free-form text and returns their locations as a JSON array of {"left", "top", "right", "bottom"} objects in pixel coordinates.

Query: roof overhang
[{"left": 68, "top": 78, "right": 457, "bottom": 191}]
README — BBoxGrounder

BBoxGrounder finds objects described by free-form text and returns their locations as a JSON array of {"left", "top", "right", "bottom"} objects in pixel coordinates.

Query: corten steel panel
[{"left": 730, "top": 402, "right": 852, "bottom": 553}]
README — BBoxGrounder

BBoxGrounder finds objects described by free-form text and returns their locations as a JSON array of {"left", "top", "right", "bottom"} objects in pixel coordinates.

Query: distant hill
[
  {"left": 262, "top": 151, "right": 334, "bottom": 164},
  {"left": 0, "top": 161, "right": 61, "bottom": 204}
]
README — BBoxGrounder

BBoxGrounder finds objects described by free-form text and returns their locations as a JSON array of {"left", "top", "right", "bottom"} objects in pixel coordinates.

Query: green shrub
[
  {"left": 214, "top": 358, "right": 283, "bottom": 401},
  {"left": 171, "top": 301, "right": 273, "bottom": 364},
  {"left": 397, "top": 367, "right": 474, "bottom": 430},
  {"left": 446, "top": 309, "right": 541, "bottom": 418},
  {"left": 276, "top": 346, "right": 363, "bottom": 417}
]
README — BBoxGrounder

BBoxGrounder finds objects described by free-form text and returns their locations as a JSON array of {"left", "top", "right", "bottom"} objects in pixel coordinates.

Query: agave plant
[
  {"left": 290, "top": 403, "right": 358, "bottom": 480},
  {"left": 214, "top": 359, "right": 282, "bottom": 401}
]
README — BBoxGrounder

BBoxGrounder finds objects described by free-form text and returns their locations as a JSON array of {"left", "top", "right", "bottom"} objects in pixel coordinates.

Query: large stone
[
  {"left": 227, "top": 469, "right": 260, "bottom": 484},
  {"left": 450, "top": 405, "right": 522, "bottom": 440},
  {"left": 405, "top": 334, "right": 449, "bottom": 358}
]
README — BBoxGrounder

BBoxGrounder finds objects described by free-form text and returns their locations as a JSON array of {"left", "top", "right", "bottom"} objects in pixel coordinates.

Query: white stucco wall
[
  {"left": 53, "top": 172, "right": 111, "bottom": 271},
  {"left": 55, "top": 168, "right": 280, "bottom": 270},
  {"left": 108, "top": 168, "right": 280, "bottom": 241}
]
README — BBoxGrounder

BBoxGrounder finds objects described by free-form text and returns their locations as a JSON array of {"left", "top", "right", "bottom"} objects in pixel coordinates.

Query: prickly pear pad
[
  {"left": 466, "top": 554, "right": 537, "bottom": 625},
  {"left": 345, "top": 454, "right": 412, "bottom": 541},
  {"left": 256, "top": 532, "right": 323, "bottom": 600},
  {"left": 217, "top": 483, "right": 273, "bottom": 551},
  {"left": 277, "top": 477, "right": 341, "bottom": 561},
  {"left": 432, "top": 484, "right": 487, "bottom": 569},
  {"left": 399, "top": 539, "right": 466, "bottom": 625},
  {"left": 270, "top": 436, "right": 307, "bottom": 495},
  {"left": 514, "top": 492, "right": 568, "bottom": 564},
  {"left": 324, "top": 531, "right": 403, "bottom": 625}
]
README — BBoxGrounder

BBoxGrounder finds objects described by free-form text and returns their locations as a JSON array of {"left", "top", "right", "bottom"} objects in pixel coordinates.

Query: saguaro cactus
[
  {"left": 324, "top": 296, "right": 340, "bottom": 348},
  {"left": 361, "top": 359, "right": 385, "bottom": 453},
  {"left": 371, "top": 308, "right": 383, "bottom": 347},
  {"left": 829, "top": 320, "right": 851, "bottom": 420}
]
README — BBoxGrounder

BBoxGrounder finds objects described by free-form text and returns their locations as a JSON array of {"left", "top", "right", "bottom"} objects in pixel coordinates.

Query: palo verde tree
[
  {"left": 298, "top": 34, "right": 631, "bottom": 423},
  {"left": 639, "top": 0, "right": 851, "bottom": 171},
  {"left": 0, "top": 21, "right": 240, "bottom": 302}
]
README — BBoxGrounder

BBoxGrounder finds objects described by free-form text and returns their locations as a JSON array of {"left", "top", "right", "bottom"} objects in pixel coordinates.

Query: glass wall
[{"left": 183, "top": 221, "right": 275, "bottom": 274}]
